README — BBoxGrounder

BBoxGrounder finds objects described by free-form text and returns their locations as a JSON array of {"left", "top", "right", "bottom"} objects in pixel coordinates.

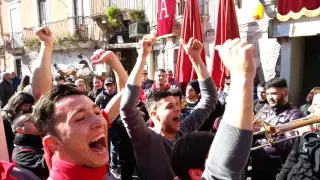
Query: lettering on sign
[{"left": 159, "top": 0, "right": 169, "bottom": 20}]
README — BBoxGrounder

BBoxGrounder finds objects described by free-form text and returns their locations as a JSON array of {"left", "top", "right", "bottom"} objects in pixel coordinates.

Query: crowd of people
[{"left": 0, "top": 25, "right": 320, "bottom": 180}]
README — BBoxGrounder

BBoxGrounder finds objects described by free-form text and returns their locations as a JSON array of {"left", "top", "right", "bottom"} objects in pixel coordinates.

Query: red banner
[{"left": 157, "top": 0, "right": 176, "bottom": 36}]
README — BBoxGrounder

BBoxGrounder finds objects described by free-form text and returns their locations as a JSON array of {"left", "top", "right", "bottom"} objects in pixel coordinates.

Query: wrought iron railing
[
  {"left": 91, "top": 0, "right": 143, "bottom": 16},
  {"left": 4, "top": 16, "right": 104, "bottom": 49},
  {"left": 109, "top": 0, "right": 144, "bottom": 10},
  {"left": 3, "top": 32, "right": 24, "bottom": 49}
]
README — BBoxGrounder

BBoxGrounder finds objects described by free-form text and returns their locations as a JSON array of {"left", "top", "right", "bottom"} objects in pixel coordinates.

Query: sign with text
[{"left": 157, "top": 0, "right": 176, "bottom": 36}]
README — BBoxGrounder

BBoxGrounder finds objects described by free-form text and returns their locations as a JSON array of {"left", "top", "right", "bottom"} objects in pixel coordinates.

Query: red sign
[{"left": 157, "top": 0, "right": 176, "bottom": 36}]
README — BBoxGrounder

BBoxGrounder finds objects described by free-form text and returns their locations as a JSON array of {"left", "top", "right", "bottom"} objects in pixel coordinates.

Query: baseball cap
[
  {"left": 104, "top": 78, "right": 114, "bottom": 85},
  {"left": 11, "top": 113, "right": 33, "bottom": 133}
]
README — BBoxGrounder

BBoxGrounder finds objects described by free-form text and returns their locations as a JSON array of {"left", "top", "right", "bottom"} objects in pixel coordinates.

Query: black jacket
[
  {"left": 87, "top": 88, "right": 103, "bottom": 102},
  {"left": 277, "top": 132, "right": 320, "bottom": 180},
  {"left": 0, "top": 80, "right": 14, "bottom": 107},
  {"left": 12, "top": 135, "right": 49, "bottom": 180},
  {"left": 95, "top": 90, "right": 117, "bottom": 109}
]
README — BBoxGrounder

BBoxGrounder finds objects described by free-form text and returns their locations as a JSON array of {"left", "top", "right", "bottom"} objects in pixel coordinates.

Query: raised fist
[
  {"left": 180, "top": 38, "right": 203, "bottom": 59},
  {"left": 91, "top": 49, "right": 118, "bottom": 65},
  {"left": 140, "top": 34, "right": 156, "bottom": 56},
  {"left": 34, "top": 26, "right": 53, "bottom": 47},
  {"left": 215, "top": 38, "right": 256, "bottom": 79}
]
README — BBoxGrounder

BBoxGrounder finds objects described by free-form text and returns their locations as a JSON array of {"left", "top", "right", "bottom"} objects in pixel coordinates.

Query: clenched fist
[
  {"left": 34, "top": 26, "right": 53, "bottom": 47},
  {"left": 140, "top": 34, "right": 156, "bottom": 57},
  {"left": 215, "top": 38, "right": 256, "bottom": 79},
  {"left": 180, "top": 38, "right": 203, "bottom": 59},
  {"left": 91, "top": 49, "right": 118, "bottom": 65}
]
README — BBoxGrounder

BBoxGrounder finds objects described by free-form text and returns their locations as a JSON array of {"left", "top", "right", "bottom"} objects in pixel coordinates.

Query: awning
[{"left": 277, "top": 0, "right": 320, "bottom": 22}]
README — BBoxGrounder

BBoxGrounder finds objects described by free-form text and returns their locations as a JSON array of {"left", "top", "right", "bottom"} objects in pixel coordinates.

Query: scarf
[
  {"left": 48, "top": 158, "right": 107, "bottom": 180},
  {"left": 13, "top": 135, "right": 43, "bottom": 149}
]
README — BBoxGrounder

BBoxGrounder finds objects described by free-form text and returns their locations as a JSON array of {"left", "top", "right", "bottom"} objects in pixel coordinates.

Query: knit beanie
[{"left": 187, "top": 80, "right": 200, "bottom": 94}]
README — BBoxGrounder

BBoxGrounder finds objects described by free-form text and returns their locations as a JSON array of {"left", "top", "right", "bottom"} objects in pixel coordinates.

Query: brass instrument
[{"left": 251, "top": 115, "right": 320, "bottom": 150}]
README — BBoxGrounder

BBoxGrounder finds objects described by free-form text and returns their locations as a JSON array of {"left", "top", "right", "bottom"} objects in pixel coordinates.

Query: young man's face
[
  {"left": 142, "top": 72, "right": 148, "bottom": 81},
  {"left": 166, "top": 71, "right": 173, "bottom": 81},
  {"left": 46, "top": 95, "right": 108, "bottom": 168},
  {"left": 257, "top": 86, "right": 266, "bottom": 102},
  {"left": 11, "top": 72, "right": 16, "bottom": 79},
  {"left": 155, "top": 71, "right": 166, "bottom": 85},
  {"left": 266, "top": 87, "right": 287, "bottom": 108},
  {"left": 309, "top": 94, "right": 320, "bottom": 114},
  {"left": 153, "top": 96, "right": 181, "bottom": 133},
  {"left": 93, "top": 78, "right": 103, "bottom": 89},
  {"left": 75, "top": 81, "right": 86, "bottom": 93},
  {"left": 105, "top": 83, "right": 115, "bottom": 95},
  {"left": 186, "top": 85, "right": 197, "bottom": 100}
]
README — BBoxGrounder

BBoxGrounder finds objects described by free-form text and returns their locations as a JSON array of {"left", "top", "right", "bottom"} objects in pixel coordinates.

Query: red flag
[
  {"left": 176, "top": 0, "right": 206, "bottom": 91},
  {"left": 157, "top": 0, "right": 176, "bottom": 36},
  {"left": 211, "top": 0, "right": 240, "bottom": 88}
]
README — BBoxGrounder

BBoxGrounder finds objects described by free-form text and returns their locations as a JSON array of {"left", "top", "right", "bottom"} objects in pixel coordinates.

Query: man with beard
[
  {"left": 120, "top": 35, "right": 217, "bottom": 180},
  {"left": 251, "top": 77, "right": 304, "bottom": 180},
  {"left": 254, "top": 81, "right": 268, "bottom": 114},
  {"left": 31, "top": 26, "right": 128, "bottom": 180}
]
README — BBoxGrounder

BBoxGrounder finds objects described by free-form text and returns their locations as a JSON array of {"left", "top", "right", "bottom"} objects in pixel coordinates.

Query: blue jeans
[{"left": 109, "top": 120, "right": 120, "bottom": 169}]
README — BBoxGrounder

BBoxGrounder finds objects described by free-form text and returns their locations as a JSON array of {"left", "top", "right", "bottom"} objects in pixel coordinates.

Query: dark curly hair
[{"left": 4, "top": 92, "right": 35, "bottom": 121}]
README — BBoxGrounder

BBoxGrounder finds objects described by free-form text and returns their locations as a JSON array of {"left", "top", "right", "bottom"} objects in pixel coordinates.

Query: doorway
[{"left": 15, "top": 59, "right": 22, "bottom": 78}]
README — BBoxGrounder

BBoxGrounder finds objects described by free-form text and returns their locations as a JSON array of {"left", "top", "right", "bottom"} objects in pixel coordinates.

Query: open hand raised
[{"left": 215, "top": 38, "right": 256, "bottom": 79}]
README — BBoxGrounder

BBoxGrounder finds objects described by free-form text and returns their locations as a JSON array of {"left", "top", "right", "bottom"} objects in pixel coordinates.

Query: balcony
[
  {"left": 2, "top": 16, "right": 104, "bottom": 53},
  {"left": 3, "top": 32, "right": 25, "bottom": 55},
  {"left": 91, "top": 0, "right": 143, "bottom": 17}
]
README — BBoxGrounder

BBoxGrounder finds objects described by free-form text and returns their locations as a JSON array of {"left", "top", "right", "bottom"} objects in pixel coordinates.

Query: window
[
  {"left": 74, "top": 0, "right": 84, "bottom": 17},
  {"left": 198, "top": 0, "right": 209, "bottom": 17},
  {"left": 38, "top": 0, "right": 47, "bottom": 25},
  {"left": 176, "top": 0, "right": 185, "bottom": 17}
]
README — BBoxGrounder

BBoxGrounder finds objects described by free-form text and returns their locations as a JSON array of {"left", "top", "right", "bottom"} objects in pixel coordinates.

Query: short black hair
[
  {"left": 166, "top": 69, "right": 173, "bottom": 73},
  {"left": 265, "top": 77, "right": 287, "bottom": 89},
  {"left": 169, "top": 89, "right": 183, "bottom": 100},
  {"left": 257, "top": 81, "right": 266, "bottom": 88},
  {"left": 156, "top": 69, "right": 166, "bottom": 73},
  {"left": 33, "top": 84, "right": 84, "bottom": 137},
  {"left": 171, "top": 132, "right": 215, "bottom": 180},
  {"left": 54, "top": 76, "right": 65, "bottom": 82},
  {"left": 146, "top": 91, "right": 173, "bottom": 112}
]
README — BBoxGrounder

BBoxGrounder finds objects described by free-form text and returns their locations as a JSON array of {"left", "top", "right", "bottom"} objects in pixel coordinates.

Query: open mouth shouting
[
  {"left": 172, "top": 116, "right": 180, "bottom": 123},
  {"left": 89, "top": 133, "right": 107, "bottom": 155}
]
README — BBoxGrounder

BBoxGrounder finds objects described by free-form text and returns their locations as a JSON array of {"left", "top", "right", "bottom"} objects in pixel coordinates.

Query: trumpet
[{"left": 251, "top": 114, "right": 320, "bottom": 151}]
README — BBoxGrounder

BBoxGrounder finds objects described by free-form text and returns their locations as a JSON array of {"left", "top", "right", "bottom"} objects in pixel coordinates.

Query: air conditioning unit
[{"left": 129, "top": 22, "right": 150, "bottom": 38}]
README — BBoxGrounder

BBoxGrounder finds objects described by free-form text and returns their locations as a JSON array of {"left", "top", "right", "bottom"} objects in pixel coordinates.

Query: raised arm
[
  {"left": 91, "top": 50, "right": 128, "bottom": 123},
  {"left": 202, "top": 39, "right": 255, "bottom": 180},
  {"left": 120, "top": 34, "right": 156, "bottom": 142},
  {"left": 32, "top": 26, "right": 54, "bottom": 102},
  {"left": 180, "top": 38, "right": 217, "bottom": 132}
]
